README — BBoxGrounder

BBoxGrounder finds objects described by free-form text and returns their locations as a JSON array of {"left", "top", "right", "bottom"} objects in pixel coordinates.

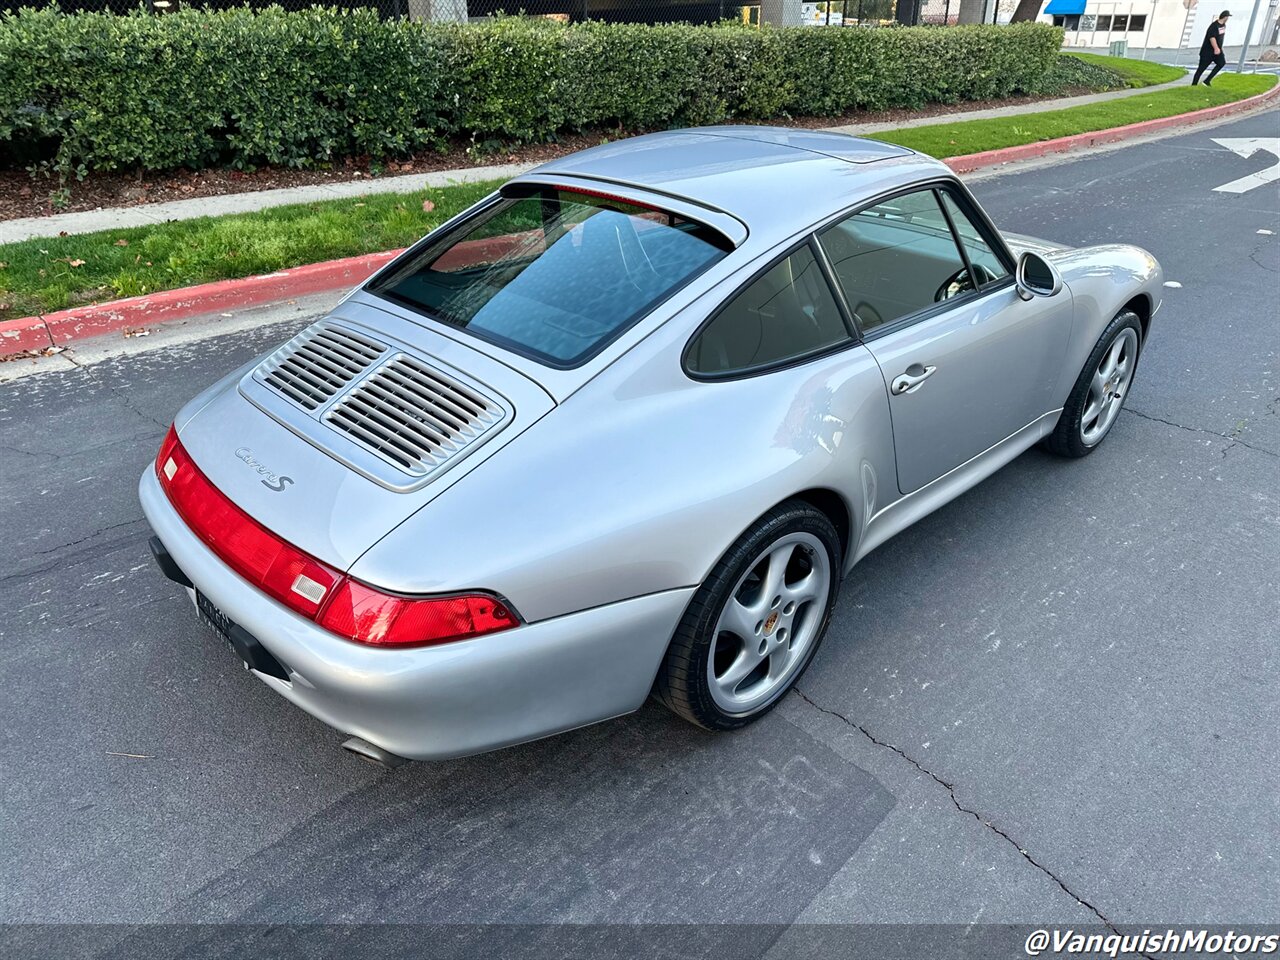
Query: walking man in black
[{"left": 1193, "top": 10, "right": 1231, "bottom": 86}]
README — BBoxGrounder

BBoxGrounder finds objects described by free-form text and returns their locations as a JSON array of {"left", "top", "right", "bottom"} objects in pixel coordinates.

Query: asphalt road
[{"left": 2, "top": 111, "right": 1277, "bottom": 956}]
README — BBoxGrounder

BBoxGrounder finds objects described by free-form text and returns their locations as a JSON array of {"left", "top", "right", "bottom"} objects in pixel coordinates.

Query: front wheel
[
  {"left": 654, "top": 501, "right": 842, "bottom": 730},
  {"left": 1043, "top": 310, "right": 1143, "bottom": 458}
]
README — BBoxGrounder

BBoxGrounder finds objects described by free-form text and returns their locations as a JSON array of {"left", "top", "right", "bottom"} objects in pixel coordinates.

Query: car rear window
[{"left": 368, "top": 185, "right": 732, "bottom": 367}]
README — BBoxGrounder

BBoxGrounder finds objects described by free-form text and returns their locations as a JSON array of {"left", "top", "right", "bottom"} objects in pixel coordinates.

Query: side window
[
  {"left": 939, "top": 191, "right": 1010, "bottom": 285},
  {"left": 817, "top": 189, "right": 969, "bottom": 332},
  {"left": 687, "top": 244, "right": 850, "bottom": 377}
]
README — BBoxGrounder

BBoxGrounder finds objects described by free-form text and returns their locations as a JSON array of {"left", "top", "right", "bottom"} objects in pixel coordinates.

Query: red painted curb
[
  {"left": 3, "top": 80, "right": 1275, "bottom": 357},
  {"left": 0, "top": 315, "right": 55, "bottom": 355},
  {"left": 35, "top": 249, "right": 405, "bottom": 347},
  {"left": 945, "top": 82, "right": 1280, "bottom": 173}
]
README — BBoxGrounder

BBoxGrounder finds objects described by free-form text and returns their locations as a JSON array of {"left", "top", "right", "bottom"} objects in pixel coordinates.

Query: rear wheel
[
  {"left": 1044, "top": 310, "right": 1143, "bottom": 458},
  {"left": 655, "top": 501, "right": 841, "bottom": 730}
]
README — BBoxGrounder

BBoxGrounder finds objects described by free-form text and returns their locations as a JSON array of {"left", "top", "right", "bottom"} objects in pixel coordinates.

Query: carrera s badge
[{"left": 234, "top": 447, "right": 295, "bottom": 492}]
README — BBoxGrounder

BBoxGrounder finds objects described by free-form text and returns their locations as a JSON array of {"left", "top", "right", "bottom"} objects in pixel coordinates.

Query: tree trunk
[{"left": 1010, "top": 0, "right": 1043, "bottom": 21}]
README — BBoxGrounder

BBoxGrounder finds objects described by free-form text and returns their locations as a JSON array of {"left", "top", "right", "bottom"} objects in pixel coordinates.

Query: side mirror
[{"left": 1015, "top": 251, "right": 1063, "bottom": 301}]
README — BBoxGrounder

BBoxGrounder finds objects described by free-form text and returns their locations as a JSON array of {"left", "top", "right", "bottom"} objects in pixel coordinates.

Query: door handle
[{"left": 891, "top": 364, "right": 937, "bottom": 396}]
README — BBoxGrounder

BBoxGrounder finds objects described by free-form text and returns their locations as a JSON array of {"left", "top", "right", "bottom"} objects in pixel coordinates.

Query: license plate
[{"left": 196, "top": 591, "right": 249, "bottom": 669}]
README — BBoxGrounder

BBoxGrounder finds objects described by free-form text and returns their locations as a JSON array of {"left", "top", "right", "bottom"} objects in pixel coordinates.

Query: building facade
[{"left": 1038, "top": 0, "right": 1277, "bottom": 50}]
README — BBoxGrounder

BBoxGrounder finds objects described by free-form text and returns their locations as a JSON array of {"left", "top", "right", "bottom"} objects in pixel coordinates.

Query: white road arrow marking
[{"left": 1212, "top": 137, "right": 1280, "bottom": 194}]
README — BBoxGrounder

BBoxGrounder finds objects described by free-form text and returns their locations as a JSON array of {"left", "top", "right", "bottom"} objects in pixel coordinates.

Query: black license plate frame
[{"left": 196, "top": 590, "right": 249, "bottom": 669}]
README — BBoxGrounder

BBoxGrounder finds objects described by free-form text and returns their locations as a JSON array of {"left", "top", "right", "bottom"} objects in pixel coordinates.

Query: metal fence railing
[
  {"left": 1, "top": 0, "right": 1036, "bottom": 26},
  {"left": 0, "top": 0, "right": 807, "bottom": 23},
  {"left": 917, "top": 0, "right": 1021, "bottom": 26}
]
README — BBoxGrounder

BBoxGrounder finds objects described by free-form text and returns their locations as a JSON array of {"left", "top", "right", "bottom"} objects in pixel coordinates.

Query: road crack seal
[
  {"left": 1123, "top": 406, "right": 1278, "bottom": 461},
  {"left": 71, "top": 355, "right": 171, "bottom": 430},
  {"left": 0, "top": 517, "right": 150, "bottom": 586},
  {"left": 0, "top": 442, "right": 61, "bottom": 463},
  {"left": 792, "top": 687, "right": 1152, "bottom": 954}
]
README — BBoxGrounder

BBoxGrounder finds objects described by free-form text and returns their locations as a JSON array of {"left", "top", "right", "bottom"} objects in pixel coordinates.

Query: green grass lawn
[
  {"left": 871, "top": 72, "right": 1275, "bottom": 159},
  {"left": 0, "top": 180, "right": 501, "bottom": 323},
  {"left": 1, "top": 71, "right": 1274, "bottom": 327},
  {"left": 1066, "top": 52, "right": 1186, "bottom": 87}
]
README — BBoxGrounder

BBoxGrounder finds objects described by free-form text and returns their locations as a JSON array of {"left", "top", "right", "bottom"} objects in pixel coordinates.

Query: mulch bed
[{"left": 0, "top": 89, "right": 1092, "bottom": 223}]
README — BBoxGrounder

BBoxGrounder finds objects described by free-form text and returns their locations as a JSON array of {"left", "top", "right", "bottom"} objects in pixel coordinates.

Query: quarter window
[
  {"left": 686, "top": 244, "right": 850, "bottom": 376},
  {"left": 818, "top": 190, "right": 967, "bottom": 332},
  {"left": 817, "top": 187, "right": 1010, "bottom": 333},
  {"left": 939, "top": 191, "right": 1010, "bottom": 285}
]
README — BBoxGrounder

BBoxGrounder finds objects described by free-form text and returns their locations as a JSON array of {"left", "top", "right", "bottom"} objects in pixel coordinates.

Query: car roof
[{"left": 516, "top": 126, "right": 953, "bottom": 243}]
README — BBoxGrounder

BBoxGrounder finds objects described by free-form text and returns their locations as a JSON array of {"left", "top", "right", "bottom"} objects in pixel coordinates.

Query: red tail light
[
  {"left": 155, "top": 426, "right": 518, "bottom": 647},
  {"left": 156, "top": 426, "right": 341, "bottom": 619},
  {"left": 317, "top": 580, "right": 517, "bottom": 647}
]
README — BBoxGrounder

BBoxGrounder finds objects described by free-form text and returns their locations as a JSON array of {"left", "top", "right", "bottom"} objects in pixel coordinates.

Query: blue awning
[{"left": 1044, "top": 0, "right": 1086, "bottom": 13}]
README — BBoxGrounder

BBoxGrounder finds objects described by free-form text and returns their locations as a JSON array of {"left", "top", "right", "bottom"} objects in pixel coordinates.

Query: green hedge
[
  {"left": 0, "top": 8, "right": 1063, "bottom": 177},
  {"left": 1025, "top": 52, "right": 1125, "bottom": 95}
]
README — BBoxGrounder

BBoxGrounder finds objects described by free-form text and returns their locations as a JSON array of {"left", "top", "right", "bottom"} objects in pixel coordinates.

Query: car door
[{"left": 815, "top": 184, "right": 1072, "bottom": 495}]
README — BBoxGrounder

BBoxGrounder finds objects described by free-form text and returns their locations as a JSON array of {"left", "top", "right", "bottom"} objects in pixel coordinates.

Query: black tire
[
  {"left": 654, "top": 500, "right": 843, "bottom": 730},
  {"left": 1043, "top": 309, "right": 1143, "bottom": 459}
]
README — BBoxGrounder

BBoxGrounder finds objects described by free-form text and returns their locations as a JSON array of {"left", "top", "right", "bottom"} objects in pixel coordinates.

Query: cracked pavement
[
  {"left": 790, "top": 687, "right": 1125, "bottom": 935},
  {"left": 0, "top": 111, "right": 1276, "bottom": 950}
]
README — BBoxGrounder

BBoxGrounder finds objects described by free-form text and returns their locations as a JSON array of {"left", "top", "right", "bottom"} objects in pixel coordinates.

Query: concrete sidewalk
[
  {"left": 1064, "top": 43, "right": 1280, "bottom": 64},
  {"left": 0, "top": 160, "right": 541, "bottom": 246},
  {"left": 0, "top": 75, "right": 1190, "bottom": 246},
  {"left": 824, "top": 75, "right": 1187, "bottom": 136}
]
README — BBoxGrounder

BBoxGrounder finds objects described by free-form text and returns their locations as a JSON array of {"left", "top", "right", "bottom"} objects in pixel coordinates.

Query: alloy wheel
[
  {"left": 1080, "top": 327, "right": 1138, "bottom": 447},
  {"left": 706, "top": 531, "right": 832, "bottom": 715}
]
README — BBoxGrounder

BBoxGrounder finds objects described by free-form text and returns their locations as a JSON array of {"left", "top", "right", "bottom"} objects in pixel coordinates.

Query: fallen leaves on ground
[{"left": 0, "top": 344, "right": 66, "bottom": 364}]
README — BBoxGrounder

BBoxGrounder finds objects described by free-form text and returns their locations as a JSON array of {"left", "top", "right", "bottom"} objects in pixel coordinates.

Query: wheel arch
[
  {"left": 789, "top": 487, "right": 855, "bottom": 571},
  {"left": 682, "top": 487, "right": 857, "bottom": 601},
  {"left": 1121, "top": 293, "right": 1152, "bottom": 344},
  {"left": 1053, "top": 244, "right": 1162, "bottom": 407}
]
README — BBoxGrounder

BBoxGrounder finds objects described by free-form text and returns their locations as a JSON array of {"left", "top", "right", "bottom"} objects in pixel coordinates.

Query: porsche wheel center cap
[{"left": 764, "top": 612, "right": 779, "bottom": 635}]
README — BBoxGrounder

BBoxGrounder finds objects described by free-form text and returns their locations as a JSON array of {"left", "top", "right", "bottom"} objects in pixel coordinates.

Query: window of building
[{"left": 1127, "top": 14, "right": 1147, "bottom": 30}]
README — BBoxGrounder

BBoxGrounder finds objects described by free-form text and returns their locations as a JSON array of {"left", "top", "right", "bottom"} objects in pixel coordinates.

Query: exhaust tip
[{"left": 341, "top": 736, "right": 410, "bottom": 770}]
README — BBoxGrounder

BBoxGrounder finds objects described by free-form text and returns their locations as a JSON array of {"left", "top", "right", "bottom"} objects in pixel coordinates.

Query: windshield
[{"left": 368, "top": 186, "right": 731, "bottom": 367}]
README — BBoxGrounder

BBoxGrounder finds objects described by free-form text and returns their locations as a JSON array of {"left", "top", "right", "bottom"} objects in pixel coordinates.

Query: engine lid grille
[
  {"left": 255, "top": 323, "right": 387, "bottom": 411},
  {"left": 242, "top": 319, "right": 513, "bottom": 492},
  {"left": 324, "top": 354, "right": 505, "bottom": 478}
]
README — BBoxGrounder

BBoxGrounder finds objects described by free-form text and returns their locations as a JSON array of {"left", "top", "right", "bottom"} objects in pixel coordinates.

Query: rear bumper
[{"left": 139, "top": 468, "right": 692, "bottom": 761}]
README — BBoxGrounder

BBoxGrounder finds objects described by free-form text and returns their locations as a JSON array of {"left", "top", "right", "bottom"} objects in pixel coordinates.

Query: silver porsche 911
[{"left": 140, "top": 127, "right": 1162, "bottom": 764}]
